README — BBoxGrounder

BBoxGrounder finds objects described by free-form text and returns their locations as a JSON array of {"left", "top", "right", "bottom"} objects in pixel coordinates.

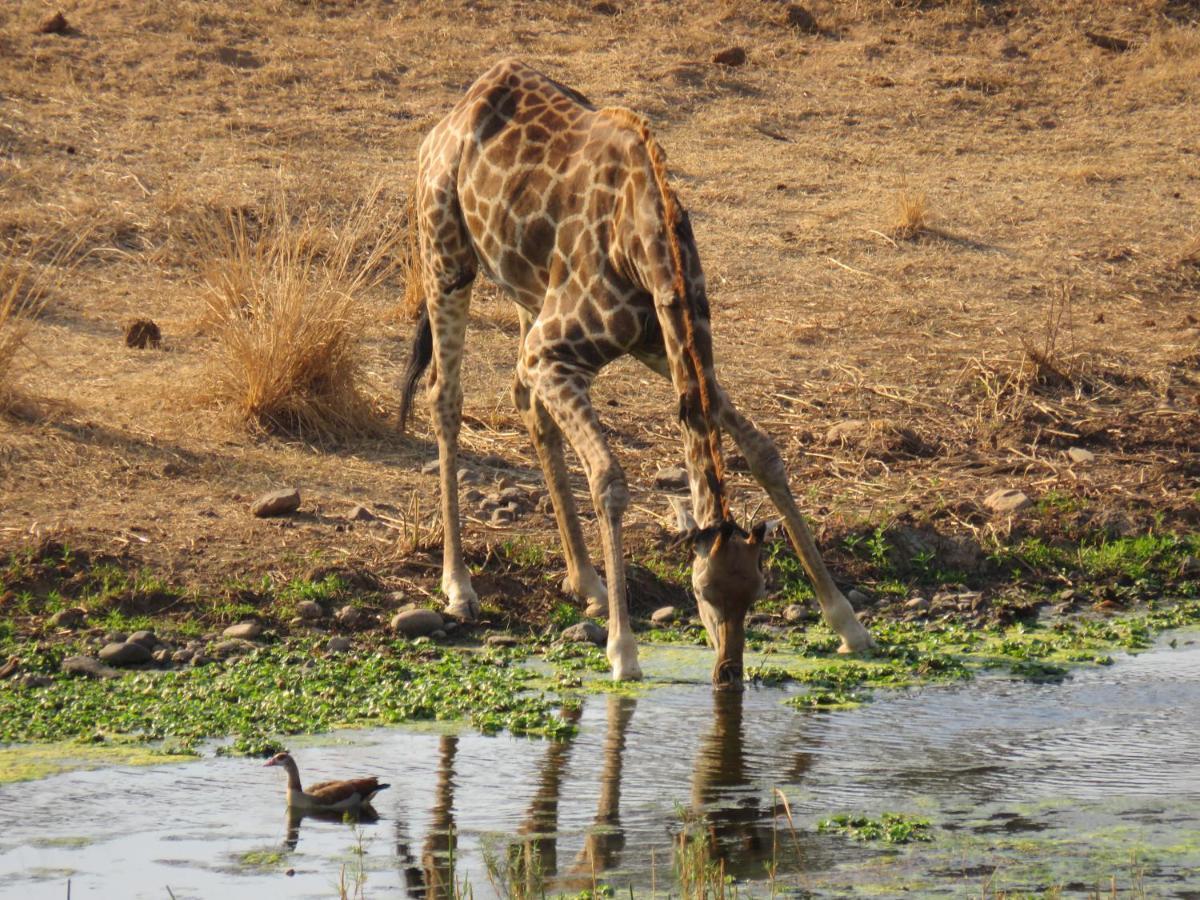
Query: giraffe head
[{"left": 671, "top": 499, "right": 776, "bottom": 691}]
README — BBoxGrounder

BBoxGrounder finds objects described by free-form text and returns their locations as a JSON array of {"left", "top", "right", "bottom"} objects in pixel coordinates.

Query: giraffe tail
[
  {"left": 398, "top": 190, "right": 432, "bottom": 434},
  {"left": 397, "top": 303, "right": 432, "bottom": 434}
]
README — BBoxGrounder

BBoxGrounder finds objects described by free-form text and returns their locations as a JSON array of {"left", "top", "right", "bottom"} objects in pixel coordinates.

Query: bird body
[{"left": 264, "top": 751, "right": 390, "bottom": 811}]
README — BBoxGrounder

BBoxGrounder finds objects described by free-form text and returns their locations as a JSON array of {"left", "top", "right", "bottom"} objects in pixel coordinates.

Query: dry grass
[
  {"left": 0, "top": 250, "right": 43, "bottom": 412},
  {"left": 200, "top": 188, "right": 401, "bottom": 441},
  {"left": 891, "top": 189, "right": 932, "bottom": 240}
]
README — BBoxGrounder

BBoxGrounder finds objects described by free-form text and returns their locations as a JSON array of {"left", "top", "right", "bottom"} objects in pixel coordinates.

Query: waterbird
[{"left": 263, "top": 751, "right": 390, "bottom": 811}]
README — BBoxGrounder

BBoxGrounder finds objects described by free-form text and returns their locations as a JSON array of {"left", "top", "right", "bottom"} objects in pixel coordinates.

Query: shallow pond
[{"left": 2, "top": 634, "right": 1199, "bottom": 898}]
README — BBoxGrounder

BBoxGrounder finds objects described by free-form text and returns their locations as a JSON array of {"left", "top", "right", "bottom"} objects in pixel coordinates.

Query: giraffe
[{"left": 398, "top": 59, "right": 874, "bottom": 688}]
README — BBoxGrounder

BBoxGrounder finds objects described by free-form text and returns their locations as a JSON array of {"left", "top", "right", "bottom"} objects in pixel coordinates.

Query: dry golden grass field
[{"left": 1, "top": 0, "right": 1198, "bottom": 627}]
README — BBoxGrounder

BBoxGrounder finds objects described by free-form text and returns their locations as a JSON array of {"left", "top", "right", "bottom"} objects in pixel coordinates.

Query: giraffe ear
[{"left": 748, "top": 519, "right": 783, "bottom": 545}]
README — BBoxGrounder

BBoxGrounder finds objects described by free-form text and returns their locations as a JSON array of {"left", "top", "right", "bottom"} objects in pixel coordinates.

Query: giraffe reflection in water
[{"left": 387, "top": 691, "right": 827, "bottom": 896}]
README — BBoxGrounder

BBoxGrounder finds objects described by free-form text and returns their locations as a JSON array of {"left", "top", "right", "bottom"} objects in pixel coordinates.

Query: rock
[
  {"left": 847, "top": 589, "right": 870, "bottom": 610},
  {"left": 327, "top": 636, "right": 351, "bottom": 653},
  {"left": 651, "top": 606, "right": 679, "bottom": 625},
  {"left": 210, "top": 639, "right": 255, "bottom": 658},
  {"left": 784, "top": 5, "right": 818, "bottom": 33},
  {"left": 99, "top": 641, "right": 152, "bottom": 666},
  {"left": 387, "top": 590, "right": 407, "bottom": 604},
  {"left": 464, "top": 488, "right": 485, "bottom": 504},
  {"left": 1067, "top": 447, "right": 1095, "bottom": 464},
  {"left": 172, "top": 649, "right": 194, "bottom": 664},
  {"left": 223, "top": 621, "right": 262, "bottom": 640},
  {"left": 348, "top": 504, "right": 375, "bottom": 522},
  {"left": 460, "top": 468, "right": 483, "bottom": 485},
  {"left": 128, "top": 630, "right": 157, "bottom": 649},
  {"left": 295, "top": 600, "right": 323, "bottom": 620},
  {"left": 429, "top": 629, "right": 447, "bottom": 640},
  {"left": 536, "top": 494, "right": 554, "bottom": 514},
  {"left": 1180, "top": 556, "right": 1200, "bottom": 577},
  {"left": 152, "top": 649, "right": 171, "bottom": 664},
  {"left": 20, "top": 674, "right": 54, "bottom": 688},
  {"left": 592, "top": 1, "right": 618, "bottom": 13},
  {"left": 49, "top": 607, "right": 87, "bottom": 629},
  {"left": 335, "top": 605, "right": 368, "bottom": 629},
  {"left": 653, "top": 466, "right": 689, "bottom": 490},
  {"left": 391, "top": 608, "right": 444, "bottom": 638},
  {"left": 825, "top": 419, "right": 867, "bottom": 446},
  {"left": 190, "top": 653, "right": 210, "bottom": 666},
  {"left": 498, "top": 486, "right": 525, "bottom": 504},
  {"left": 490, "top": 507, "right": 517, "bottom": 525},
  {"left": 905, "top": 597, "right": 930, "bottom": 612},
  {"left": 562, "top": 622, "right": 607, "bottom": 646},
  {"left": 125, "top": 319, "right": 161, "bottom": 349},
  {"left": 421, "top": 459, "right": 440, "bottom": 475},
  {"left": 984, "top": 488, "right": 1032, "bottom": 514},
  {"left": 36, "top": 11, "right": 69, "bottom": 35},
  {"left": 486, "top": 633, "right": 521, "bottom": 648},
  {"left": 105, "top": 631, "right": 129, "bottom": 644},
  {"left": 712, "top": 46, "right": 747, "bottom": 67},
  {"left": 251, "top": 488, "right": 300, "bottom": 518},
  {"left": 62, "top": 655, "right": 121, "bottom": 679},
  {"left": 782, "top": 604, "right": 807, "bottom": 624}
]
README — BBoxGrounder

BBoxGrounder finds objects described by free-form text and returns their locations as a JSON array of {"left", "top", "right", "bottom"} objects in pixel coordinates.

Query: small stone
[
  {"left": 172, "top": 649, "right": 194, "bottom": 664},
  {"left": 984, "top": 488, "right": 1032, "bottom": 514},
  {"left": 653, "top": 466, "right": 689, "bottom": 490},
  {"left": 335, "top": 605, "right": 368, "bottom": 629},
  {"left": 99, "top": 641, "right": 152, "bottom": 666},
  {"left": 782, "top": 604, "right": 807, "bottom": 624},
  {"left": 905, "top": 597, "right": 930, "bottom": 611},
  {"left": 128, "top": 630, "right": 157, "bottom": 649},
  {"left": 460, "top": 468, "right": 483, "bottom": 485},
  {"left": 784, "top": 4, "right": 818, "bottom": 33},
  {"left": 846, "top": 589, "right": 870, "bottom": 610},
  {"left": 296, "top": 600, "right": 323, "bottom": 620},
  {"left": 497, "top": 486, "right": 525, "bottom": 505},
  {"left": 1180, "top": 556, "right": 1200, "bottom": 577},
  {"left": 223, "top": 621, "right": 262, "bottom": 640},
  {"left": 387, "top": 590, "right": 407, "bottom": 604},
  {"left": 712, "top": 46, "right": 748, "bottom": 67},
  {"left": 825, "top": 419, "right": 867, "bottom": 446},
  {"left": 464, "top": 488, "right": 485, "bottom": 504},
  {"left": 536, "top": 495, "right": 554, "bottom": 514},
  {"left": 327, "top": 636, "right": 351, "bottom": 653},
  {"left": 152, "top": 649, "right": 171, "bottom": 664},
  {"left": 429, "top": 629, "right": 447, "bottom": 640},
  {"left": 190, "top": 653, "right": 210, "bottom": 666},
  {"left": 490, "top": 507, "right": 516, "bottom": 525},
  {"left": 36, "top": 11, "right": 69, "bottom": 35},
  {"left": 1066, "top": 447, "right": 1095, "bottom": 464},
  {"left": 651, "top": 606, "right": 679, "bottom": 625},
  {"left": 486, "top": 633, "right": 521, "bottom": 648},
  {"left": 348, "top": 504, "right": 375, "bottom": 522},
  {"left": 62, "top": 655, "right": 121, "bottom": 679},
  {"left": 49, "top": 607, "right": 87, "bottom": 629},
  {"left": 251, "top": 488, "right": 300, "bottom": 518},
  {"left": 105, "top": 631, "right": 129, "bottom": 644},
  {"left": 592, "top": 1, "right": 618, "bottom": 13},
  {"left": 421, "top": 459, "right": 440, "bottom": 475},
  {"left": 391, "top": 608, "right": 444, "bottom": 638},
  {"left": 20, "top": 674, "right": 53, "bottom": 688},
  {"left": 210, "top": 639, "right": 255, "bottom": 658},
  {"left": 562, "top": 622, "right": 607, "bottom": 646}
]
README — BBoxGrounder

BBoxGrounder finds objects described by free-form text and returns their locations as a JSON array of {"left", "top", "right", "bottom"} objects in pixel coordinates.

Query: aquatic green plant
[
  {"left": 817, "top": 812, "right": 933, "bottom": 844},
  {"left": 0, "top": 641, "right": 574, "bottom": 752}
]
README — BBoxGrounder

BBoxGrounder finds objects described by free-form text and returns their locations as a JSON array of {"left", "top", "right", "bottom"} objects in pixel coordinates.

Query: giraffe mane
[{"left": 598, "top": 106, "right": 731, "bottom": 523}]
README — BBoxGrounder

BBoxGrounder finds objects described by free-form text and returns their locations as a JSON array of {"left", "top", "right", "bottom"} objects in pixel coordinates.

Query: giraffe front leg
[
  {"left": 717, "top": 392, "right": 875, "bottom": 653},
  {"left": 527, "top": 360, "right": 641, "bottom": 681},
  {"left": 512, "top": 315, "right": 607, "bottom": 618}
]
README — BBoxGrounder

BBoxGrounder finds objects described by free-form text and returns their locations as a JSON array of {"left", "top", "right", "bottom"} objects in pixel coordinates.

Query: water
[{"left": 2, "top": 636, "right": 1200, "bottom": 898}]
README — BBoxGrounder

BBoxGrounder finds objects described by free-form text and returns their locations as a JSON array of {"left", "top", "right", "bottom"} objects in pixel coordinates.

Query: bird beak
[{"left": 263, "top": 759, "right": 276, "bottom": 767}]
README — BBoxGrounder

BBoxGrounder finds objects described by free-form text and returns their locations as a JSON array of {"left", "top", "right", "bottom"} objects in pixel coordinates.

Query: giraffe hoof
[{"left": 445, "top": 598, "right": 481, "bottom": 622}]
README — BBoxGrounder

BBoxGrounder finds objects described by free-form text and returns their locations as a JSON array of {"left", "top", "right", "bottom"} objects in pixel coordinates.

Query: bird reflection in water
[{"left": 283, "top": 803, "right": 380, "bottom": 852}]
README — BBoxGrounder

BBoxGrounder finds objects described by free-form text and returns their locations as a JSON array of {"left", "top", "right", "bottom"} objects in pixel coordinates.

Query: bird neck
[{"left": 282, "top": 757, "right": 303, "bottom": 792}]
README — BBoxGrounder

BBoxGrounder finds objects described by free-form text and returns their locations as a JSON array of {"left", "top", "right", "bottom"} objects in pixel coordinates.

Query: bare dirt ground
[{"left": 1, "top": 0, "right": 1198, "bottom": 629}]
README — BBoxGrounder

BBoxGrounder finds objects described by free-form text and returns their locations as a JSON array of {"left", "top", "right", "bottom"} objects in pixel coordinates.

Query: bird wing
[{"left": 307, "top": 777, "right": 387, "bottom": 805}]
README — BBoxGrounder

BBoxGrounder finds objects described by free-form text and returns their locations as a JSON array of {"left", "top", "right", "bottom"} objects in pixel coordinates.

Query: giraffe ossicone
[{"left": 399, "top": 59, "right": 874, "bottom": 690}]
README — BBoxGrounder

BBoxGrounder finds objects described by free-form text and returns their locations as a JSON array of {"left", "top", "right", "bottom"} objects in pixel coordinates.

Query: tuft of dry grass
[
  {"left": 891, "top": 189, "right": 932, "bottom": 240},
  {"left": 0, "top": 251, "right": 43, "bottom": 412},
  {"left": 200, "top": 187, "right": 401, "bottom": 441}
]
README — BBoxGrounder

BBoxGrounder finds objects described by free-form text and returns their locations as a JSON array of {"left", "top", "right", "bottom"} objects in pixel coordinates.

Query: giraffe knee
[{"left": 593, "top": 465, "right": 629, "bottom": 518}]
